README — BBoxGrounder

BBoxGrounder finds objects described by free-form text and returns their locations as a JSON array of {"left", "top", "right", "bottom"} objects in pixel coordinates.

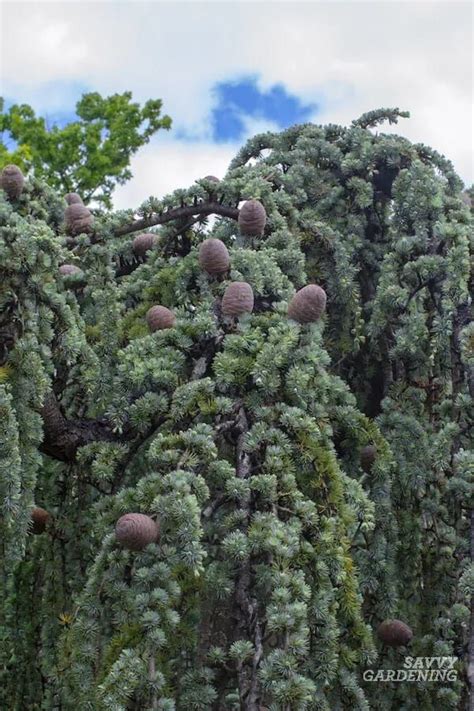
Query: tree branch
[
  {"left": 114, "top": 201, "right": 239, "bottom": 237},
  {"left": 39, "top": 392, "right": 117, "bottom": 462},
  {"left": 233, "top": 405, "right": 262, "bottom": 710},
  {"left": 114, "top": 216, "right": 205, "bottom": 278}
]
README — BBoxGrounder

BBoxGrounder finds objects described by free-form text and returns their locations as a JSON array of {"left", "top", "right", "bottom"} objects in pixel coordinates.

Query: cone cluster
[{"left": 142, "top": 201, "right": 328, "bottom": 332}]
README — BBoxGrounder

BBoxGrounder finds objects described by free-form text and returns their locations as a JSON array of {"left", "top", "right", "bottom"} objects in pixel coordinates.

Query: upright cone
[
  {"left": 59, "top": 264, "right": 82, "bottom": 276},
  {"left": 360, "top": 445, "right": 377, "bottom": 472},
  {"left": 133, "top": 233, "right": 156, "bottom": 257},
  {"left": 31, "top": 507, "right": 50, "bottom": 535},
  {"left": 222, "top": 282, "right": 254, "bottom": 317},
  {"left": 115, "top": 513, "right": 160, "bottom": 551},
  {"left": 377, "top": 619, "right": 413, "bottom": 647},
  {"left": 0, "top": 164, "right": 24, "bottom": 200},
  {"left": 198, "top": 238, "right": 230, "bottom": 275},
  {"left": 64, "top": 193, "right": 83, "bottom": 205},
  {"left": 146, "top": 305, "right": 175, "bottom": 331},
  {"left": 65, "top": 203, "right": 94, "bottom": 236},
  {"left": 238, "top": 199, "right": 267, "bottom": 236},
  {"left": 288, "top": 284, "right": 327, "bottom": 324}
]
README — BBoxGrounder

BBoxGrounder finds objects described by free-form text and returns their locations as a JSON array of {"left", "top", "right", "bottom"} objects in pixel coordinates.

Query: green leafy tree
[
  {"left": 0, "top": 91, "right": 172, "bottom": 207},
  {"left": 0, "top": 109, "right": 472, "bottom": 710}
]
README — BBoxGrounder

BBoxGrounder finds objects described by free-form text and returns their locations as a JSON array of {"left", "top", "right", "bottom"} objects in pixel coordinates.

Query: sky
[{"left": 1, "top": 1, "right": 472, "bottom": 210}]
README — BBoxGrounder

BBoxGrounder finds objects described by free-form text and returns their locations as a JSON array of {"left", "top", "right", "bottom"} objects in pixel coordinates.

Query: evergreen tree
[{"left": 0, "top": 108, "right": 472, "bottom": 710}]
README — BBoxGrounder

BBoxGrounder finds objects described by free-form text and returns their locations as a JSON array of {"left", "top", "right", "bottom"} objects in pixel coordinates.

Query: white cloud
[
  {"left": 113, "top": 136, "right": 235, "bottom": 210},
  {"left": 113, "top": 113, "right": 283, "bottom": 209},
  {"left": 1, "top": 0, "right": 472, "bottom": 207}
]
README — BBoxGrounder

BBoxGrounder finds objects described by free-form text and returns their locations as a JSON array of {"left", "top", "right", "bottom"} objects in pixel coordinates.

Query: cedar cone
[
  {"left": 31, "top": 506, "right": 50, "bottom": 535},
  {"left": 377, "top": 619, "right": 413, "bottom": 647},
  {"left": 204, "top": 176, "right": 220, "bottom": 198},
  {"left": 288, "top": 284, "right": 327, "bottom": 324},
  {"left": 0, "top": 164, "right": 25, "bottom": 200},
  {"left": 64, "top": 203, "right": 94, "bottom": 236},
  {"left": 115, "top": 513, "right": 160, "bottom": 551},
  {"left": 59, "top": 264, "right": 82, "bottom": 276},
  {"left": 222, "top": 281, "right": 254, "bottom": 317},
  {"left": 198, "top": 238, "right": 230, "bottom": 275},
  {"left": 238, "top": 199, "right": 267, "bottom": 236},
  {"left": 132, "top": 232, "right": 156, "bottom": 256},
  {"left": 146, "top": 305, "right": 175, "bottom": 331},
  {"left": 360, "top": 444, "right": 377, "bottom": 472},
  {"left": 64, "top": 192, "right": 83, "bottom": 205}
]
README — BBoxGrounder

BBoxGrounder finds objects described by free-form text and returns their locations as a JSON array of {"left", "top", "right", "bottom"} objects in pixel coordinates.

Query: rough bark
[
  {"left": 39, "top": 392, "right": 116, "bottom": 462},
  {"left": 234, "top": 406, "right": 262, "bottom": 711}
]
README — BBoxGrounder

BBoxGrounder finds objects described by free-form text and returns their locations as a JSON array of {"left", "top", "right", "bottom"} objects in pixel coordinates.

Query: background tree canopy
[
  {"left": 0, "top": 91, "right": 172, "bottom": 207},
  {"left": 0, "top": 108, "right": 472, "bottom": 710}
]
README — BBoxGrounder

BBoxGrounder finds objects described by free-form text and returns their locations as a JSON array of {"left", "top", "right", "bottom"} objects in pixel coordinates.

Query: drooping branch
[{"left": 114, "top": 201, "right": 239, "bottom": 237}]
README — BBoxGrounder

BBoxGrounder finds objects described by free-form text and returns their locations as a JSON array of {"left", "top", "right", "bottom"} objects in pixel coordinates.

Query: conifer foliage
[{"left": 0, "top": 109, "right": 472, "bottom": 710}]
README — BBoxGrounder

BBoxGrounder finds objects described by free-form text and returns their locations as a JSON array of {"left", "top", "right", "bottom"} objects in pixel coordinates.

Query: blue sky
[
  {"left": 209, "top": 77, "right": 317, "bottom": 142},
  {"left": 1, "top": 1, "right": 472, "bottom": 209},
  {"left": 4, "top": 75, "right": 317, "bottom": 143}
]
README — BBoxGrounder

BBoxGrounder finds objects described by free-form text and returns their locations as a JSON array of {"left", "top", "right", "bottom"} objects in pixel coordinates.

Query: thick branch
[
  {"left": 114, "top": 216, "right": 204, "bottom": 278},
  {"left": 234, "top": 406, "right": 262, "bottom": 710},
  {"left": 39, "top": 393, "right": 116, "bottom": 462},
  {"left": 114, "top": 201, "right": 239, "bottom": 236}
]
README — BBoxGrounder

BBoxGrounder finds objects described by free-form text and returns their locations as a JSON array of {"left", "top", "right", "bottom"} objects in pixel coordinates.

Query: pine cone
[
  {"left": 0, "top": 164, "right": 25, "bottom": 200},
  {"left": 222, "top": 281, "right": 254, "bottom": 316},
  {"left": 115, "top": 513, "right": 160, "bottom": 551},
  {"left": 59, "top": 264, "right": 82, "bottom": 276},
  {"left": 31, "top": 507, "right": 50, "bottom": 535},
  {"left": 64, "top": 193, "right": 83, "bottom": 205},
  {"left": 238, "top": 199, "right": 266, "bottom": 236},
  {"left": 377, "top": 619, "right": 413, "bottom": 647},
  {"left": 198, "top": 238, "right": 230, "bottom": 275},
  {"left": 288, "top": 284, "right": 327, "bottom": 324},
  {"left": 146, "top": 305, "right": 175, "bottom": 331},
  {"left": 203, "top": 176, "right": 220, "bottom": 199},
  {"left": 360, "top": 445, "right": 377, "bottom": 472},
  {"left": 132, "top": 233, "right": 156, "bottom": 257},
  {"left": 64, "top": 203, "right": 94, "bottom": 236}
]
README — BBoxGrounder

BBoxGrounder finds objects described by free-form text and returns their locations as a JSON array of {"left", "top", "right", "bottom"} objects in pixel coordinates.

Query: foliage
[
  {"left": 0, "top": 108, "right": 472, "bottom": 710},
  {"left": 0, "top": 92, "right": 171, "bottom": 207}
]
